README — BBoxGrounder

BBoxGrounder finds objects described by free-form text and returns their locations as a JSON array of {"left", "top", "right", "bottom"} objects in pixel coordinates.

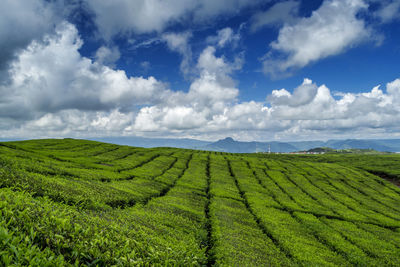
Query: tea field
[{"left": 1, "top": 139, "right": 400, "bottom": 266}]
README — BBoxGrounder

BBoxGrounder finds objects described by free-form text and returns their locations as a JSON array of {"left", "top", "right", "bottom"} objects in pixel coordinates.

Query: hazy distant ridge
[
  {"left": 90, "top": 136, "right": 400, "bottom": 153},
  {"left": 205, "top": 137, "right": 400, "bottom": 153}
]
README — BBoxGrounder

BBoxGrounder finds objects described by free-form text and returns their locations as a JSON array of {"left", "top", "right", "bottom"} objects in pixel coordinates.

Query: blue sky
[{"left": 0, "top": 0, "right": 400, "bottom": 141}]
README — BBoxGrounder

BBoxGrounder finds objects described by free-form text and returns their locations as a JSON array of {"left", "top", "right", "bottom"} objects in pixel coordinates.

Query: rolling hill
[{"left": 0, "top": 139, "right": 400, "bottom": 266}]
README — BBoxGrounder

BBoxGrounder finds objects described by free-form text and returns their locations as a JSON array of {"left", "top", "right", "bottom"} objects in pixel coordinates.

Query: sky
[{"left": 0, "top": 0, "right": 400, "bottom": 142}]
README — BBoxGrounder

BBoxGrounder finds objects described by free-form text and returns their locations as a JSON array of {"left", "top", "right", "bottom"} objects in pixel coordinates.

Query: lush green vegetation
[
  {"left": 256, "top": 152, "right": 400, "bottom": 185},
  {"left": 1, "top": 139, "right": 400, "bottom": 266}
]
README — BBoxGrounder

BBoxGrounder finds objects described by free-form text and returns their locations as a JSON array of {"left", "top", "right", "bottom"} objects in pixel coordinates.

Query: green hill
[{"left": 1, "top": 139, "right": 400, "bottom": 266}]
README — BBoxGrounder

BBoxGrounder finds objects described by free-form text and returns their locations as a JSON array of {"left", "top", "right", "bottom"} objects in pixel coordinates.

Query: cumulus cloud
[
  {"left": 250, "top": 0, "right": 300, "bottom": 31},
  {"left": 0, "top": 20, "right": 246, "bottom": 138},
  {"left": 130, "top": 106, "right": 207, "bottom": 132},
  {"left": 84, "top": 0, "right": 262, "bottom": 40},
  {"left": 269, "top": 83, "right": 337, "bottom": 120},
  {"left": 18, "top": 109, "right": 134, "bottom": 138},
  {"left": 128, "top": 75, "right": 400, "bottom": 141},
  {"left": 0, "top": 22, "right": 169, "bottom": 121},
  {"left": 185, "top": 46, "right": 242, "bottom": 113},
  {"left": 2, "top": 20, "right": 400, "bottom": 141},
  {"left": 126, "top": 34, "right": 400, "bottom": 141},
  {"left": 131, "top": 45, "right": 240, "bottom": 132},
  {"left": 268, "top": 78, "right": 318, "bottom": 107},
  {"left": 267, "top": 78, "right": 400, "bottom": 133},
  {"left": 263, "top": 0, "right": 371, "bottom": 78},
  {"left": 386, "top": 78, "right": 400, "bottom": 102},
  {"left": 0, "top": 0, "right": 59, "bottom": 82},
  {"left": 3, "top": 29, "right": 400, "bottom": 142}
]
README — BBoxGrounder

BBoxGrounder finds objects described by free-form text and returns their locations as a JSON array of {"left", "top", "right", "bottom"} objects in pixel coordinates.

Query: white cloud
[
  {"left": 162, "top": 106, "right": 207, "bottom": 130},
  {"left": 19, "top": 109, "right": 134, "bottom": 138},
  {"left": 267, "top": 78, "right": 400, "bottom": 130},
  {"left": 126, "top": 39, "right": 400, "bottom": 141},
  {"left": 3, "top": 21, "right": 400, "bottom": 141},
  {"left": 132, "top": 45, "right": 240, "bottom": 132},
  {"left": 263, "top": 0, "right": 371, "bottom": 77},
  {"left": 3, "top": 44, "right": 400, "bottom": 141},
  {"left": 161, "top": 32, "right": 193, "bottom": 77},
  {"left": 0, "top": 22, "right": 169, "bottom": 120},
  {"left": 187, "top": 46, "right": 239, "bottom": 109},
  {"left": 0, "top": 22, "right": 246, "bottom": 138},
  {"left": 207, "top": 27, "right": 241, "bottom": 48},
  {"left": 84, "top": 0, "right": 262, "bottom": 40},
  {"left": 251, "top": 1, "right": 300, "bottom": 31},
  {"left": 269, "top": 83, "right": 337, "bottom": 120},
  {"left": 90, "top": 109, "right": 134, "bottom": 131},
  {"left": 129, "top": 75, "right": 400, "bottom": 141},
  {"left": 268, "top": 78, "right": 318, "bottom": 107},
  {"left": 0, "top": 0, "right": 59, "bottom": 81},
  {"left": 130, "top": 107, "right": 162, "bottom": 132},
  {"left": 387, "top": 78, "right": 400, "bottom": 95}
]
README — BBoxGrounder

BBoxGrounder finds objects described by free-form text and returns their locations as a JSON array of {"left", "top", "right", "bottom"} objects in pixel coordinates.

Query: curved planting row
[{"left": 0, "top": 139, "right": 399, "bottom": 266}]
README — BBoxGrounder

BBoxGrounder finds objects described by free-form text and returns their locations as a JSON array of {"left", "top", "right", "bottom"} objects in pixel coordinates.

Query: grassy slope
[{"left": 0, "top": 139, "right": 400, "bottom": 266}]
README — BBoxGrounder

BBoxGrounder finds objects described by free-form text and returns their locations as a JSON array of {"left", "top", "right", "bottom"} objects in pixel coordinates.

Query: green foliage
[
  {"left": 208, "top": 155, "right": 293, "bottom": 266},
  {"left": 1, "top": 139, "right": 400, "bottom": 266}
]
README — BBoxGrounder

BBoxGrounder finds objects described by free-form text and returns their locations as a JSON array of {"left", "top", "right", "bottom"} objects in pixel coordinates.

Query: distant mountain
[
  {"left": 324, "top": 139, "right": 400, "bottom": 152},
  {"left": 205, "top": 137, "right": 298, "bottom": 153},
  {"left": 88, "top": 136, "right": 400, "bottom": 153},
  {"left": 205, "top": 138, "right": 400, "bottom": 153}
]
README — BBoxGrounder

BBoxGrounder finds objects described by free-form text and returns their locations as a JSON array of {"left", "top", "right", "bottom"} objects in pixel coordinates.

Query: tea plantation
[{"left": 1, "top": 139, "right": 400, "bottom": 266}]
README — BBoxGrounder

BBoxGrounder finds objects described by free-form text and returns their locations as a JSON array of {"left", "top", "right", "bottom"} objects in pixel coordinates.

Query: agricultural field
[
  {"left": 256, "top": 153, "right": 400, "bottom": 186},
  {"left": 1, "top": 139, "right": 400, "bottom": 266}
]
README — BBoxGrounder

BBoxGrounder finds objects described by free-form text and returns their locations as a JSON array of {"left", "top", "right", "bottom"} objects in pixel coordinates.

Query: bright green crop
[{"left": 1, "top": 139, "right": 400, "bottom": 266}]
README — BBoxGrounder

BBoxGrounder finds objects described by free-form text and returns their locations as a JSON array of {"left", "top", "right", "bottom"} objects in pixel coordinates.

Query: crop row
[
  {"left": 0, "top": 147, "right": 194, "bottom": 210},
  {"left": 0, "top": 152, "right": 214, "bottom": 265},
  {"left": 228, "top": 156, "right": 400, "bottom": 266},
  {"left": 207, "top": 154, "right": 293, "bottom": 266},
  {"left": 1, "top": 139, "right": 400, "bottom": 265}
]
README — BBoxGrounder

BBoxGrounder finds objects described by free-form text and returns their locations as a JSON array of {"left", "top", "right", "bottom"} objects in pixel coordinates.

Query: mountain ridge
[
  {"left": 205, "top": 137, "right": 400, "bottom": 153},
  {"left": 88, "top": 136, "right": 400, "bottom": 153}
]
